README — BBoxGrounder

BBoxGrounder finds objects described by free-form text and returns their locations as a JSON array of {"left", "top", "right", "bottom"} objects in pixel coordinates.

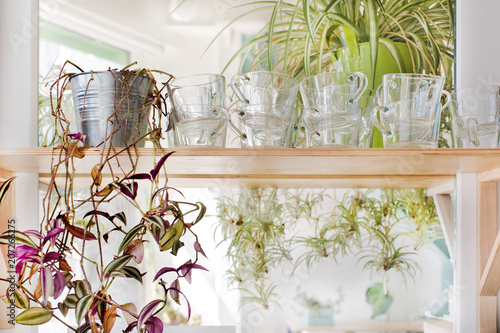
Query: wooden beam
[
  {"left": 433, "top": 193, "right": 455, "bottom": 263},
  {"left": 479, "top": 167, "right": 500, "bottom": 183},
  {"left": 480, "top": 230, "right": 500, "bottom": 296},
  {"left": 0, "top": 169, "right": 15, "bottom": 329},
  {"left": 477, "top": 182, "right": 497, "bottom": 332},
  {"left": 428, "top": 181, "right": 455, "bottom": 196}
]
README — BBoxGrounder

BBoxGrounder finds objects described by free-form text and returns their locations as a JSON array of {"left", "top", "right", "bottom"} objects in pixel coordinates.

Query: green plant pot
[
  {"left": 334, "top": 42, "right": 415, "bottom": 147},
  {"left": 300, "top": 307, "right": 334, "bottom": 326}
]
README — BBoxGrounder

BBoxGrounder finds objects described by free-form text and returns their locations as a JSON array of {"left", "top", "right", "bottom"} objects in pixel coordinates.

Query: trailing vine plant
[
  {"left": 216, "top": 188, "right": 441, "bottom": 310},
  {"left": 0, "top": 61, "right": 208, "bottom": 333}
]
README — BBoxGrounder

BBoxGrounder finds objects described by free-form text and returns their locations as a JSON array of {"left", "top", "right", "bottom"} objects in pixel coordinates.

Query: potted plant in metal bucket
[
  {"left": 0, "top": 62, "right": 208, "bottom": 333},
  {"left": 57, "top": 61, "right": 174, "bottom": 148}
]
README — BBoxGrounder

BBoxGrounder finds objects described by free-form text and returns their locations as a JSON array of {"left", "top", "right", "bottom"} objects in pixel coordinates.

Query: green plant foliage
[
  {"left": 2, "top": 61, "right": 209, "bottom": 332},
  {"left": 216, "top": 188, "right": 328, "bottom": 309},
  {"left": 221, "top": 0, "right": 454, "bottom": 85},
  {"left": 216, "top": 188, "right": 441, "bottom": 309},
  {"left": 366, "top": 282, "right": 393, "bottom": 319},
  {"left": 215, "top": 0, "right": 455, "bottom": 146},
  {"left": 0, "top": 177, "right": 14, "bottom": 207}
]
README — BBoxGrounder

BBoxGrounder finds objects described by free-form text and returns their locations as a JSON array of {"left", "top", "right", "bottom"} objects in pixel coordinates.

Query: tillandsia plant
[
  {"left": 340, "top": 189, "right": 440, "bottom": 286},
  {"left": 216, "top": 188, "right": 328, "bottom": 309},
  {"left": 216, "top": 188, "right": 441, "bottom": 309},
  {"left": 212, "top": 0, "right": 455, "bottom": 146},
  {"left": 0, "top": 61, "right": 209, "bottom": 333}
]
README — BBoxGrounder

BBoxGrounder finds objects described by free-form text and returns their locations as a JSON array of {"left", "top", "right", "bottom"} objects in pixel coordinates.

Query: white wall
[
  {"left": 456, "top": 0, "right": 500, "bottom": 331},
  {"left": 456, "top": 0, "right": 500, "bottom": 89}
]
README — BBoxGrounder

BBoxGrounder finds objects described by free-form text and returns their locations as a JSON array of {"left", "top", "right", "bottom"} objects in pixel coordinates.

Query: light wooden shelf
[
  {"left": 289, "top": 319, "right": 445, "bottom": 332},
  {"left": 1, "top": 147, "right": 500, "bottom": 188},
  {"left": 423, "top": 320, "right": 453, "bottom": 333}
]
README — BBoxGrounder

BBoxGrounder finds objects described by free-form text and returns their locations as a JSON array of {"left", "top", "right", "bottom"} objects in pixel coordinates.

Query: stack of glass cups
[
  {"left": 169, "top": 74, "right": 228, "bottom": 147},
  {"left": 372, "top": 73, "right": 451, "bottom": 148},
  {"left": 450, "top": 85, "right": 500, "bottom": 148},
  {"left": 228, "top": 71, "right": 299, "bottom": 147},
  {"left": 297, "top": 71, "right": 368, "bottom": 148}
]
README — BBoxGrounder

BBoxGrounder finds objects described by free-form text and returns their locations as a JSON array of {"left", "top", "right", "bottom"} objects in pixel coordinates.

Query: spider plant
[{"left": 220, "top": 0, "right": 454, "bottom": 86}]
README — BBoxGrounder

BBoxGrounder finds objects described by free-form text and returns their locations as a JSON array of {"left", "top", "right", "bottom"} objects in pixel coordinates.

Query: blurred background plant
[{"left": 216, "top": 188, "right": 442, "bottom": 310}]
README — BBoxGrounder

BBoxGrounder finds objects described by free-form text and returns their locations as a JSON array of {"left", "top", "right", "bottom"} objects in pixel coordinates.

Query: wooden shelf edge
[
  {"left": 480, "top": 228, "right": 500, "bottom": 296},
  {"left": 1, "top": 147, "right": 500, "bottom": 189},
  {"left": 40, "top": 173, "right": 455, "bottom": 189},
  {"left": 424, "top": 320, "right": 453, "bottom": 333}
]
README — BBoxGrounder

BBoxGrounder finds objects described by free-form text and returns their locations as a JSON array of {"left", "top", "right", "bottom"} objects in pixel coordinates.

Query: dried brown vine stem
[{"left": 1, "top": 61, "right": 209, "bottom": 332}]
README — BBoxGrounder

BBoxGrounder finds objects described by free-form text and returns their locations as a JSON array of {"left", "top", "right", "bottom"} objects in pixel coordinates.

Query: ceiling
[{"left": 41, "top": 0, "right": 271, "bottom": 34}]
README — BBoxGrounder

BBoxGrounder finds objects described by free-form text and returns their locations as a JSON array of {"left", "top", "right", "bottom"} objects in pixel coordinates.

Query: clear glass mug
[
  {"left": 228, "top": 103, "right": 296, "bottom": 147},
  {"left": 173, "top": 104, "right": 228, "bottom": 147},
  {"left": 296, "top": 103, "right": 368, "bottom": 148},
  {"left": 371, "top": 96, "right": 450, "bottom": 148},
  {"left": 170, "top": 73, "right": 226, "bottom": 108},
  {"left": 376, "top": 73, "right": 446, "bottom": 104},
  {"left": 167, "top": 74, "right": 226, "bottom": 146},
  {"left": 229, "top": 71, "right": 299, "bottom": 108},
  {"left": 451, "top": 85, "right": 500, "bottom": 148},
  {"left": 299, "top": 71, "right": 368, "bottom": 108}
]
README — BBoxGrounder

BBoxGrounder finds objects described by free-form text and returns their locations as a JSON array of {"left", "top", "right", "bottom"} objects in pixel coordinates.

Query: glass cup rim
[
  {"left": 232, "top": 71, "right": 299, "bottom": 90},
  {"left": 382, "top": 73, "right": 444, "bottom": 81},
  {"left": 238, "top": 103, "right": 296, "bottom": 110},
  {"left": 172, "top": 73, "right": 225, "bottom": 88},
  {"left": 300, "top": 71, "right": 361, "bottom": 90}
]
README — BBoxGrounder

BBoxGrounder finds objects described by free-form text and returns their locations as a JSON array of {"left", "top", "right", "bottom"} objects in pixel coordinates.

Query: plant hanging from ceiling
[{"left": 216, "top": 188, "right": 441, "bottom": 309}]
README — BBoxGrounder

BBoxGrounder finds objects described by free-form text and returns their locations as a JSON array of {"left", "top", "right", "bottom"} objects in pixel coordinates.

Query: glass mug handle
[
  {"left": 227, "top": 108, "right": 247, "bottom": 141},
  {"left": 441, "top": 90, "right": 452, "bottom": 110},
  {"left": 348, "top": 72, "right": 368, "bottom": 104},
  {"left": 466, "top": 117, "right": 481, "bottom": 147},
  {"left": 230, "top": 74, "right": 250, "bottom": 104},
  {"left": 358, "top": 116, "right": 370, "bottom": 145},
  {"left": 375, "top": 83, "right": 384, "bottom": 105},
  {"left": 294, "top": 109, "right": 321, "bottom": 147},
  {"left": 293, "top": 123, "right": 306, "bottom": 148},
  {"left": 371, "top": 105, "right": 393, "bottom": 138},
  {"left": 208, "top": 108, "right": 228, "bottom": 142}
]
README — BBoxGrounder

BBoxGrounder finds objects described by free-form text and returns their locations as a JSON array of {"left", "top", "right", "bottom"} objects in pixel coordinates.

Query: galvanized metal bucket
[{"left": 70, "top": 70, "right": 153, "bottom": 147}]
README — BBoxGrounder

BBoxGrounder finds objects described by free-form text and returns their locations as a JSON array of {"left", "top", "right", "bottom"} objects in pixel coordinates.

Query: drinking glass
[
  {"left": 299, "top": 71, "right": 368, "bottom": 108},
  {"left": 451, "top": 85, "right": 500, "bottom": 148},
  {"left": 230, "top": 71, "right": 299, "bottom": 107},
  {"left": 174, "top": 104, "right": 228, "bottom": 147},
  {"left": 299, "top": 103, "right": 366, "bottom": 148},
  {"left": 377, "top": 73, "right": 446, "bottom": 104},
  {"left": 171, "top": 73, "right": 226, "bottom": 107},
  {"left": 371, "top": 98, "right": 447, "bottom": 148},
  {"left": 168, "top": 74, "right": 227, "bottom": 147},
  {"left": 228, "top": 104, "right": 295, "bottom": 147}
]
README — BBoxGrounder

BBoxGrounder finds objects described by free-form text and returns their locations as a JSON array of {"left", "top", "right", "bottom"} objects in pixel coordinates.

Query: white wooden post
[
  {"left": 455, "top": 173, "right": 477, "bottom": 332},
  {"left": 0, "top": 1, "right": 39, "bottom": 333}
]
